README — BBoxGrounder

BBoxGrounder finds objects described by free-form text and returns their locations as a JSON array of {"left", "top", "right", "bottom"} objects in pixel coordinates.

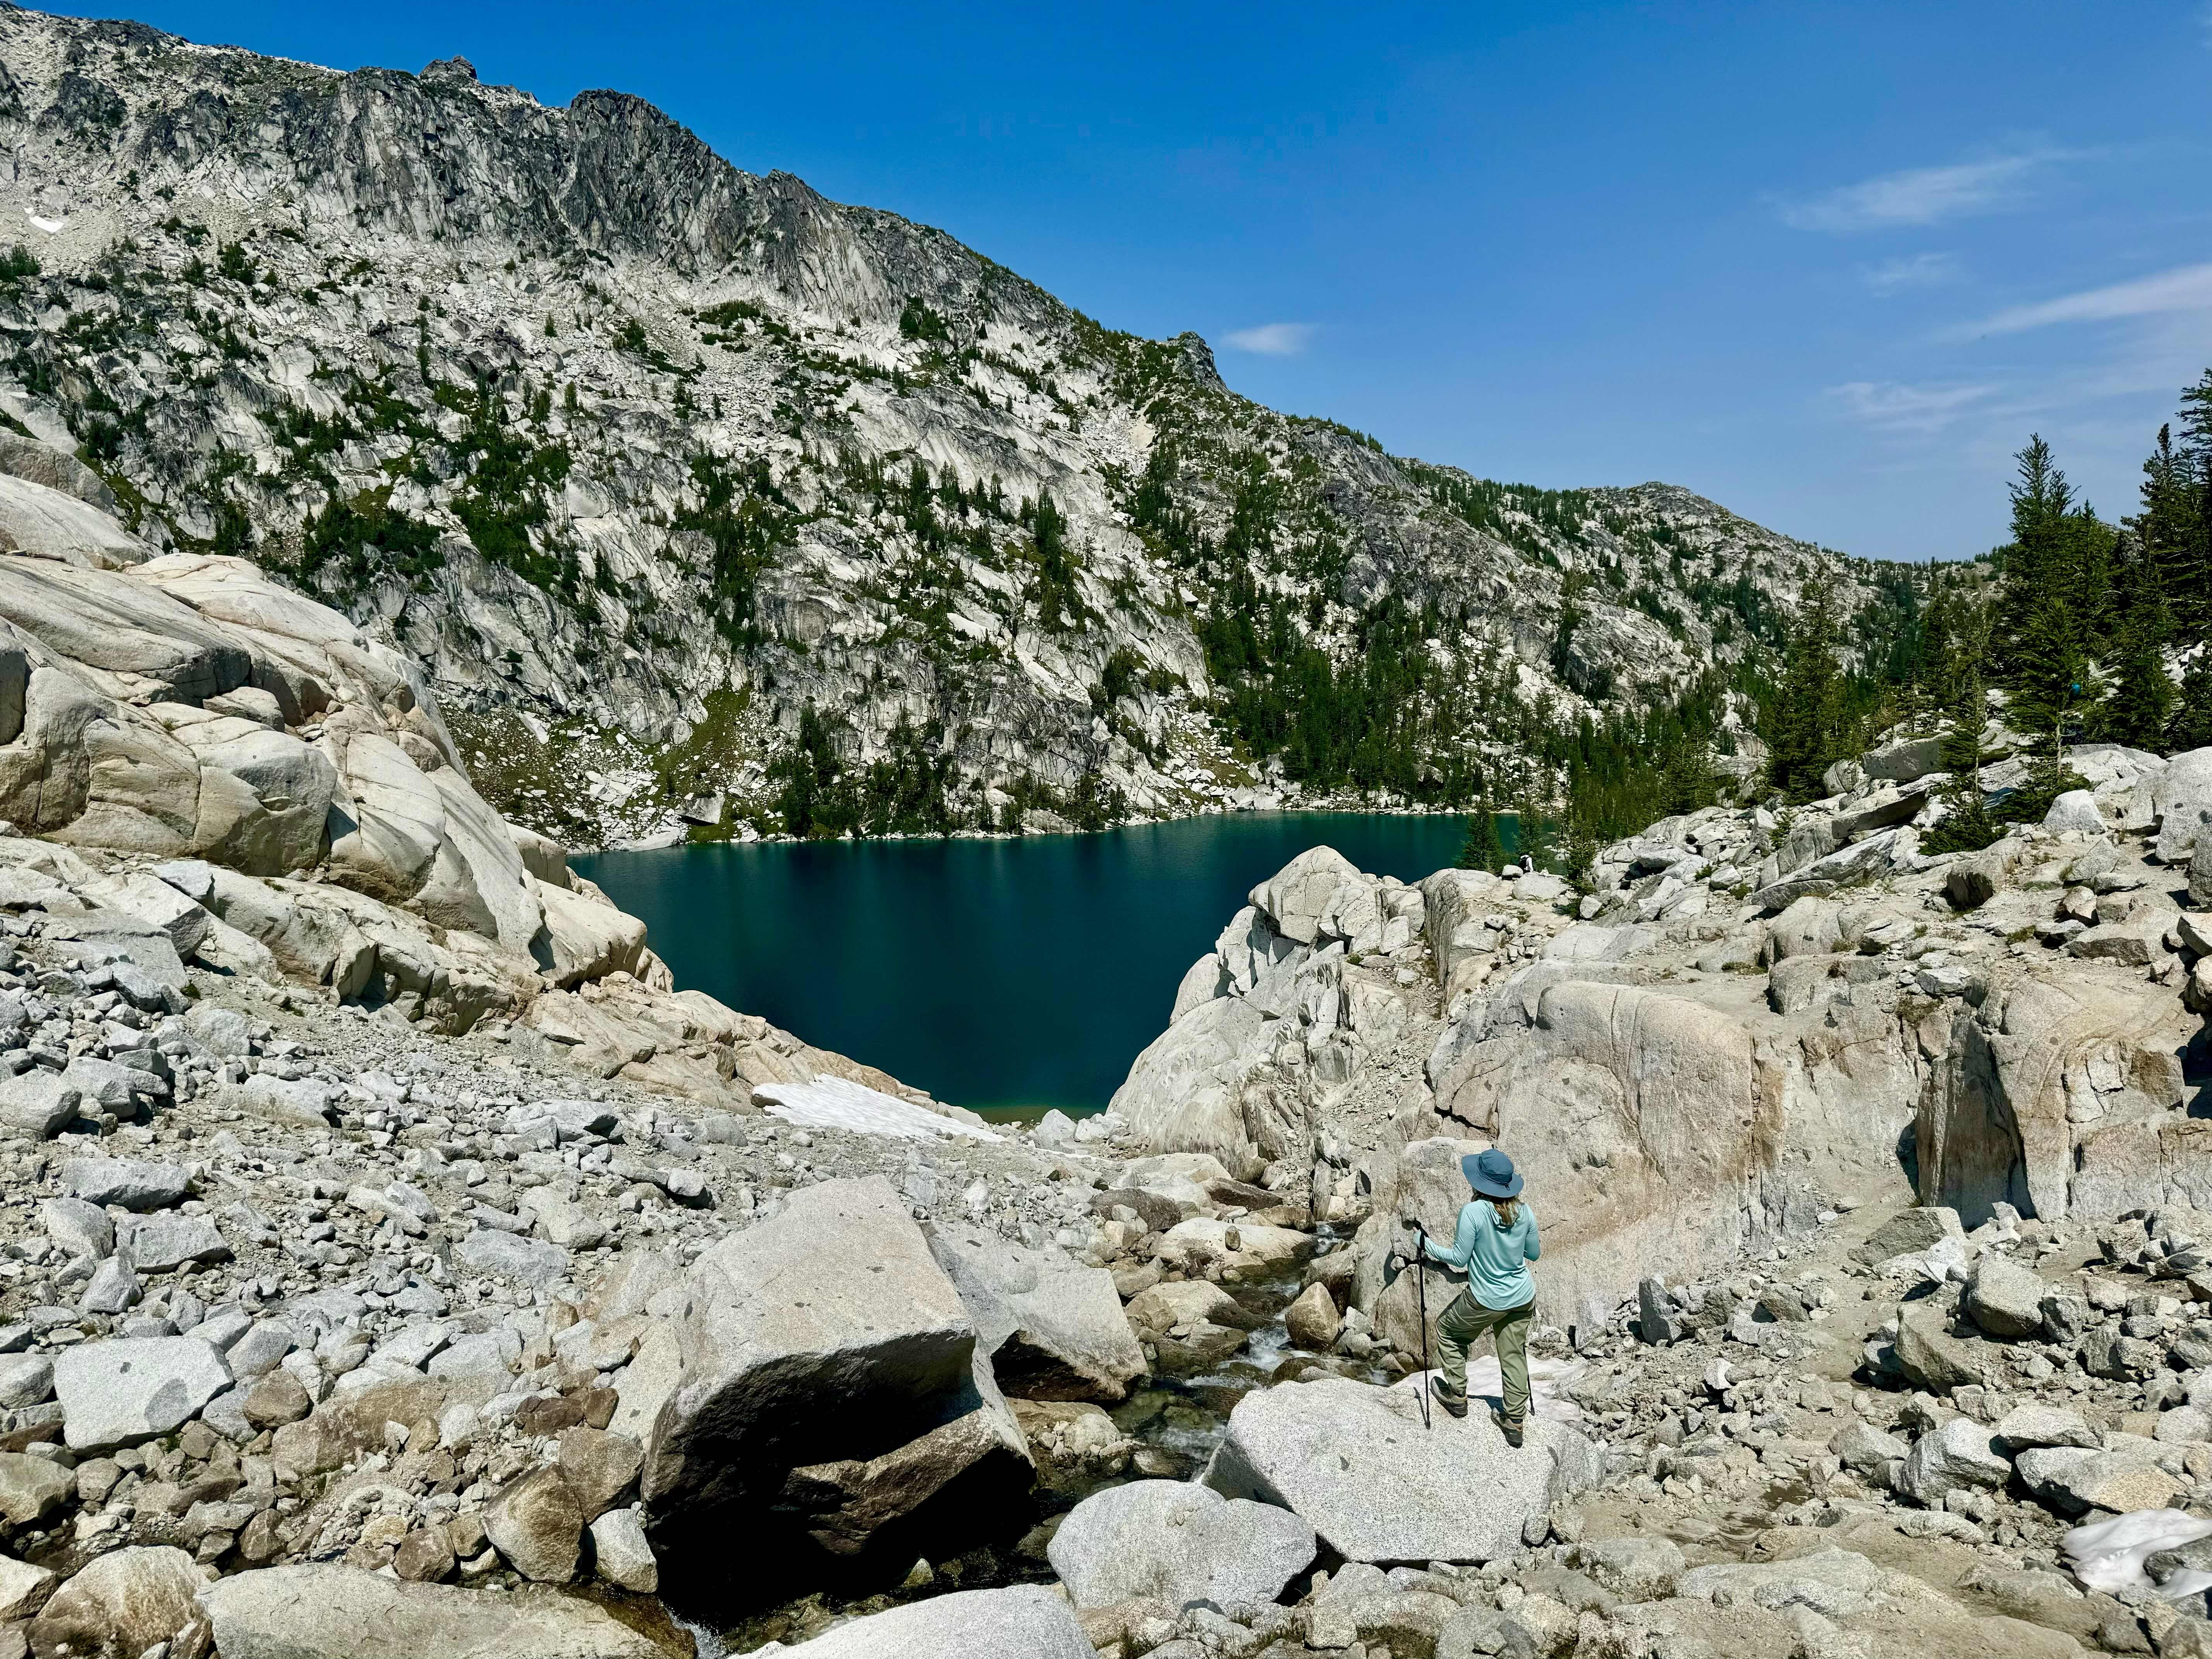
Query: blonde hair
[{"left": 1488, "top": 1195, "right": 1521, "bottom": 1228}]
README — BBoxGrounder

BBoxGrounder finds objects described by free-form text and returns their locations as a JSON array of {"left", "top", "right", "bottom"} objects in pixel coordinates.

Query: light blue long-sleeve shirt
[{"left": 1420, "top": 1199, "right": 1539, "bottom": 1310}]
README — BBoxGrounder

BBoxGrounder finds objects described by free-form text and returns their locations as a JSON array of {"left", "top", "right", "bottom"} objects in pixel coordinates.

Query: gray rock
[
  {"left": 452, "top": 1228, "right": 572, "bottom": 1286},
  {"left": 1896, "top": 1417, "right": 2010, "bottom": 1504},
  {"left": 1964, "top": 1253, "right": 2045, "bottom": 1340},
  {"left": 120, "top": 1213, "right": 230, "bottom": 1271},
  {"left": 1828, "top": 1420, "right": 1908, "bottom": 1476},
  {"left": 235, "top": 1074, "right": 337, "bottom": 1128},
  {"left": 0, "top": 1353, "right": 53, "bottom": 1410},
  {"left": 925, "top": 1219, "right": 1146, "bottom": 1403},
  {"left": 484, "top": 1465, "right": 584, "bottom": 1582},
  {"left": 0, "top": 429, "right": 120, "bottom": 511},
  {"left": 1046, "top": 1478, "right": 1316, "bottom": 1614},
  {"left": 196, "top": 1563, "right": 670, "bottom": 1658},
  {"left": 588, "top": 1506, "right": 658, "bottom": 1594},
  {"left": 1863, "top": 734, "right": 1945, "bottom": 784},
  {"left": 1570, "top": 1535, "right": 1686, "bottom": 1600},
  {"left": 27, "top": 1545, "right": 206, "bottom": 1659},
  {"left": 225, "top": 1320, "right": 296, "bottom": 1379},
  {"left": 0, "top": 1550, "right": 55, "bottom": 1620},
  {"left": 769, "top": 1585, "right": 1092, "bottom": 1659},
  {"left": 77, "top": 1253, "right": 142, "bottom": 1315},
  {"left": 1992, "top": 1403, "right": 2099, "bottom": 1452},
  {"left": 639, "top": 1176, "right": 1028, "bottom": 1587},
  {"left": 1852, "top": 1207, "right": 1964, "bottom": 1266},
  {"left": 61, "top": 1155, "right": 191, "bottom": 1211},
  {"left": 428, "top": 1329, "right": 520, "bottom": 1383},
  {"left": 54, "top": 1335, "right": 232, "bottom": 1451},
  {"left": 2015, "top": 1442, "right": 2180, "bottom": 1515},
  {"left": 183, "top": 1003, "right": 252, "bottom": 1057},
  {"left": 555, "top": 1426, "right": 642, "bottom": 1521},
  {"left": 1894, "top": 1301, "right": 1984, "bottom": 1394},
  {"left": 39, "top": 1195, "right": 113, "bottom": 1260},
  {"left": 0, "top": 1451, "right": 72, "bottom": 1527},
  {"left": 2153, "top": 748, "right": 2212, "bottom": 863},
  {"left": 1638, "top": 1276, "right": 1682, "bottom": 1343},
  {"left": 0, "top": 1068, "right": 80, "bottom": 1138},
  {"left": 1202, "top": 1375, "right": 1591, "bottom": 1564},
  {"left": 2044, "top": 790, "right": 2106, "bottom": 836},
  {"left": 1283, "top": 1281, "right": 1342, "bottom": 1350}
]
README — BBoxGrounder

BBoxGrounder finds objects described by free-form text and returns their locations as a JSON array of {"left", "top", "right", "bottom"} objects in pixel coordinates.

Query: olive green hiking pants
[{"left": 1436, "top": 1290, "right": 1534, "bottom": 1422}]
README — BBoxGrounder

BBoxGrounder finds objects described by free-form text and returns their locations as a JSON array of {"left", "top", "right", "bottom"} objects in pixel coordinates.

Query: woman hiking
[{"left": 1404, "top": 1147, "right": 1539, "bottom": 1445}]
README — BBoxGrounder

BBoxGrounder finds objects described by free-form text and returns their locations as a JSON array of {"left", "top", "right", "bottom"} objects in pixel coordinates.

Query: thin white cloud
[
  {"left": 1224, "top": 322, "right": 1314, "bottom": 356},
  {"left": 1827, "top": 380, "right": 1997, "bottom": 434},
  {"left": 1779, "top": 152, "right": 2060, "bottom": 232},
  {"left": 1973, "top": 261, "right": 2212, "bottom": 335},
  {"left": 1860, "top": 252, "right": 1962, "bottom": 296}
]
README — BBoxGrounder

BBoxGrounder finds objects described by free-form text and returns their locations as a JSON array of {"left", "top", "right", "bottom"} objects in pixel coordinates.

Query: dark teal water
[{"left": 575, "top": 813, "right": 1470, "bottom": 1115}]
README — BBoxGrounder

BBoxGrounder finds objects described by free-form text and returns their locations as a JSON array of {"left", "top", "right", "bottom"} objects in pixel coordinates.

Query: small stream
[{"left": 710, "top": 1233, "right": 1382, "bottom": 1653}]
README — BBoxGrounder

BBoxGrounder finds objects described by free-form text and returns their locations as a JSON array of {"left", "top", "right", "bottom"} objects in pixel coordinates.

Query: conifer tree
[
  {"left": 2135, "top": 421, "right": 2203, "bottom": 639},
  {"left": 2101, "top": 542, "right": 2174, "bottom": 748},
  {"left": 1512, "top": 775, "right": 1556, "bottom": 871},
  {"left": 1456, "top": 802, "right": 1503, "bottom": 872},
  {"left": 2174, "top": 646, "right": 2212, "bottom": 752},
  {"left": 1765, "top": 577, "right": 1847, "bottom": 802},
  {"left": 1994, "top": 435, "right": 2112, "bottom": 741}
]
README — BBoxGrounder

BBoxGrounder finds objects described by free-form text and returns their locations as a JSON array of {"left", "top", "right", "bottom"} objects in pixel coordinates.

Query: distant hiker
[
  {"left": 1404, "top": 1147, "right": 1539, "bottom": 1445},
  {"left": 1519, "top": 852, "right": 1534, "bottom": 874}
]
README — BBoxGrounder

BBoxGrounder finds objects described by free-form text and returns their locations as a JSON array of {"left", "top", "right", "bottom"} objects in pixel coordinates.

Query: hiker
[
  {"left": 1519, "top": 851, "right": 1534, "bottom": 874},
  {"left": 1403, "top": 1146, "right": 1539, "bottom": 1445}
]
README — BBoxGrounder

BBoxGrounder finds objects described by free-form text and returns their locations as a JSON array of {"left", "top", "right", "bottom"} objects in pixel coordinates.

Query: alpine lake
[
  {"left": 576, "top": 810, "right": 1474, "bottom": 1120},
  {"left": 575, "top": 812, "right": 1470, "bottom": 1646}
]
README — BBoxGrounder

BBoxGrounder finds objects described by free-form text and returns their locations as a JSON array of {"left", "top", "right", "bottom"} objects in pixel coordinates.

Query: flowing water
[
  {"left": 576, "top": 811, "right": 1471, "bottom": 1116},
  {"left": 709, "top": 1236, "right": 1385, "bottom": 1652}
]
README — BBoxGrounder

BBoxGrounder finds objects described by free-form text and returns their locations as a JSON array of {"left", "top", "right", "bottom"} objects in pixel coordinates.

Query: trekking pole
[{"left": 1412, "top": 1221, "right": 1432, "bottom": 1431}]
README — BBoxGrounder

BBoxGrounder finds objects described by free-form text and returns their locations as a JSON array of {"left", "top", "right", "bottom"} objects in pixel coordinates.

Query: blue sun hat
[{"left": 1462, "top": 1147, "right": 1522, "bottom": 1199}]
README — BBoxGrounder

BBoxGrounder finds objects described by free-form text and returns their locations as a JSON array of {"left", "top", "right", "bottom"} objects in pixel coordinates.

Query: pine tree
[
  {"left": 1765, "top": 577, "right": 1847, "bottom": 802},
  {"left": 1992, "top": 436, "right": 2071, "bottom": 670},
  {"left": 1512, "top": 775, "right": 1556, "bottom": 871},
  {"left": 1456, "top": 802, "right": 1503, "bottom": 872},
  {"left": 1994, "top": 434, "right": 2111, "bottom": 742},
  {"left": 2135, "top": 421, "right": 2203, "bottom": 639},
  {"left": 2101, "top": 541, "right": 2174, "bottom": 748},
  {"left": 2174, "top": 645, "right": 2212, "bottom": 752}
]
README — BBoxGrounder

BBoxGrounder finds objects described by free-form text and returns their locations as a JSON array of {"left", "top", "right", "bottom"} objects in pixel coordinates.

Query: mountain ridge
[{"left": 0, "top": 6, "right": 1889, "bottom": 845}]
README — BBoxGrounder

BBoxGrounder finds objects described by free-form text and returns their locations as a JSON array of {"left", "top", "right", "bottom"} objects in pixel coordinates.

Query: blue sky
[{"left": 41, "top": 1, "right": 2212, "bottom": 561}]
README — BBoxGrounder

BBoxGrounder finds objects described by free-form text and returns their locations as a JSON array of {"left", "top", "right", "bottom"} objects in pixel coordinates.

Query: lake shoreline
[
  {"left": 577, "top": 812, "right": 1480, "bottom": 1116},
  {"left": 605, "top": 797, "right": 1491, "bottom": 853}
]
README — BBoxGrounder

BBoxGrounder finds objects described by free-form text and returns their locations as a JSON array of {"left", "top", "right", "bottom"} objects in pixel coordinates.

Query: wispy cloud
[
  {"left": 1860, "top": 252, "right": 1962, "bottom": 297},
  {"left": 1779, "top": 151, "right": 2063, "bottom": 233},
  {"left": 1972, "top": 261, "right": 2212, "bottom": 335},
  {"left": 1828, "top": 380, "right": 1997, "bottom": 434},
  {"left": 1223, "top": 322, "right": 1314, "bottom": 356}
]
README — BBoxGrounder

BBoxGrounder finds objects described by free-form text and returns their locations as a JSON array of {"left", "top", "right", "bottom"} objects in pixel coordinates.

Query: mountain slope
[{"left": 0, "top": 9, "right": 1885, "bottom": 843}]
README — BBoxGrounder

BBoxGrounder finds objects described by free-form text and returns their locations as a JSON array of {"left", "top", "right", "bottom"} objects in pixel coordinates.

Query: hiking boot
[
  {"left": 1490, "top": 1408, "right": 1525, "bottom": 1448},
  {"left": 1429, "top": 1377, "right": 1469, "bottom": 1419}
]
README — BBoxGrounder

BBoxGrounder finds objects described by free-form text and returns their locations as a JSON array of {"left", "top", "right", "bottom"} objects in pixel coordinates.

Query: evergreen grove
[{"left": 766, "top": 373, "right": 2212, "bottom": 853}]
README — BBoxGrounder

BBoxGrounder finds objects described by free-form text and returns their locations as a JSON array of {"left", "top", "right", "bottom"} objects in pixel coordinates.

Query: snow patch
[
  {"left": 757, "top": 1075, "right": 1000, "bottom": 1142},
  {"left": 2064, "top": 1508, "right": 2212, "bottom": 1597}
]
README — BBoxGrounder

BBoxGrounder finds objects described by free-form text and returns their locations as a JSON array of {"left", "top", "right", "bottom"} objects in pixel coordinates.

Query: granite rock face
[
  {"left": 1046, "top": 1479, "right": 1316, "bottom": 1614},
  {"left": 1201, "top": 1376, "right": 1596, "bottom": 1565},
  {"left": 196, "top": 1563, "right": 672, "bottom": 1659},
  {"left": 0, "top": 8, "right": 1876, "bottom": 849},
  {"left": 772, "top": 1585, "right": 1094, "bottom": 1659},
  {"left": 638, "top": 1176, "right": 1030, "bottom": 1588}
]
